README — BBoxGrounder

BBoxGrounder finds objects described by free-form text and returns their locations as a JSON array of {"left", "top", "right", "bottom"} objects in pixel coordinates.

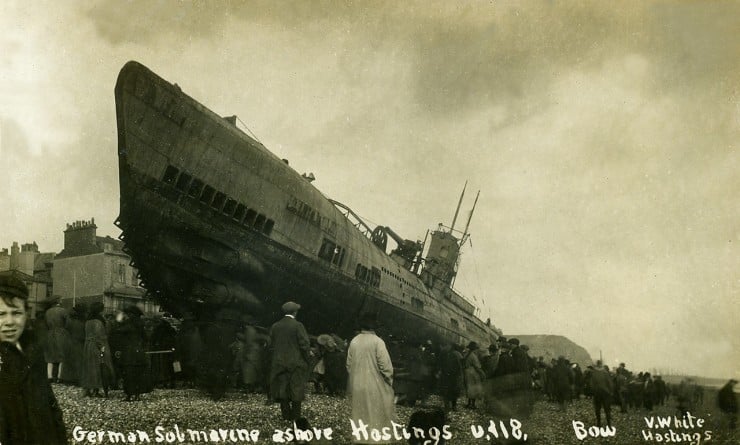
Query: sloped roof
[
  {"left": 33, "top": 252, "right": 56, "bottom": 271},
  {"left": 105, "top": 285, "right": 145, "bottom": 297},
  {"left": 97, "top": 236, "right": 125, "bottom": 251},
  {"left": 0, "top": 269, "right": 34, "bottom": 281}
]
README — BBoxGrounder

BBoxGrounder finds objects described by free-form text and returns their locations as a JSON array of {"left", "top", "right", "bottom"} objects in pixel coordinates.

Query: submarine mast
[{"left": 420, "top": 183, "right": 479, "bottom": 291}]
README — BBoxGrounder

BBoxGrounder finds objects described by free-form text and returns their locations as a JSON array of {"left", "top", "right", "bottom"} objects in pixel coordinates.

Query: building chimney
[
  {"left": 63, "top": 218, "right": 98, "bottom": 254},
  {"left": 9, "top": 242, "right": 19, "bottom": 270}
]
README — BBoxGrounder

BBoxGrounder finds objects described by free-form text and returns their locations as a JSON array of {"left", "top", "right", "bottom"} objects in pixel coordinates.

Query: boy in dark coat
[{"left": 0, "top": 274, "right": 67, "bottom": 444}]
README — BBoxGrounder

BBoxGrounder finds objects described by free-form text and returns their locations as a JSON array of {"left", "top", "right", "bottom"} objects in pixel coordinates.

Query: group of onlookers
[
  {"left": 532, "top": 358, "right": 737, "bottom": 431},
  {"left": 30, "top": 297, "right": 175, "bottom": 402},
  {"left": 3, "top": 273, "right": 736, "bottom": 445}
]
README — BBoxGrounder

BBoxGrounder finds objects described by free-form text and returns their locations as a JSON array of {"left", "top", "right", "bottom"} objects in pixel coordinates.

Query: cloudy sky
[{"left": 2, "top": 1, "right": 737, "bottom": 379}]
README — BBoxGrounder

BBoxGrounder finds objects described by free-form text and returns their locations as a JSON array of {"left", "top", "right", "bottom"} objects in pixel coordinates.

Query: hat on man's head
[
  {"left": 72, "top": 303, "right": 87, "bottom": 316},
  {"left": 358, "top": 312, "right": 378, "bottom": 330},
  {"left": 122, "top": 304, "right": 144, "bottom": 317},
  {"left": 47, "top": 295, "right": 61, "bottom": 305},
  {"left": 89, "top": 301, "right": 105, "bottom": 316},
  {"left": 281, "top": 301, "right": 301, "bottom": 313},
  {"left": 508, "top": 338, "right": 520, "bottom": 346}
]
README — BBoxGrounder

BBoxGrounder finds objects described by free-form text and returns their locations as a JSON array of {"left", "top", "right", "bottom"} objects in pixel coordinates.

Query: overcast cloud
[{"left": 1, "top": 1, "right": 737, "bottom": 378}]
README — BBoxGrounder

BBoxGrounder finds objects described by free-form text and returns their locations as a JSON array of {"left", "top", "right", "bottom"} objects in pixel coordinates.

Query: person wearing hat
[
  {"left": 509, "top": 338, "right": 531, "bottom": 374},
  {"left": 115, "top": 305, "right": 148, "bottom": 401},
  {"left": 59, "top": 303, "right": 87, "bottom": 385},
  {"left": 437, "top": 341, "right": 464, "bottom": 411},
  {"left": 718, "top": 379, "right": 738, "bottom": 430},
  {"left": 80, "top": 302, "right": 115, "bottom": 398},
  {"left": 269, "top": 301, "right": 312, "bottom": 421},
  {"left": 0, "top": 274, "right": 68, "bottom": 444},
  {"left": 462, "top": 341, "right": 486, "bottom": 409},
  {"left": 590, "top": 360, "right": 614, "bottom": 427},
  {"left": 44, "top": 296, "right": 71, "bottom": 384},
  {"left": 346, "top": 312, "right": 396, "bottom": 443},
  {"left": 493, "top": 340, "right": 514, "bottom": 377}
]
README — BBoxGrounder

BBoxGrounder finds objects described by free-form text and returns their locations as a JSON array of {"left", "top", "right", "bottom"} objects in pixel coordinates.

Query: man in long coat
[
  {"left": 718, "top": 379, "right": 737, "bottom": 430},
  {"left": 437, "top": 342, "right": 463, "bottom": 411},
  {"left": 115, "top": 305, "right": 148, "bottom": 401},
  {"left": 269, "top": 301, "right": 311, "bottom": 421},
  {"left": 590, "top": 360, "right": 614, "bottom": 427}
]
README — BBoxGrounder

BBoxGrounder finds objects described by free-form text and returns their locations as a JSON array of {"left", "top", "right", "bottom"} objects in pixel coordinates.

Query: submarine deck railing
[
  {"left": 328, "top": 200, "right": 485, "bottom": 322},
  {"left": 328, "top": 199, "right": 374, "bottom": 239}
]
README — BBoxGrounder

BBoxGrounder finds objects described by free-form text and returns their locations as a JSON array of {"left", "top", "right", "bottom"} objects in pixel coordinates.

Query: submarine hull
[{"left": 115, "top": 61, "right": 497, "bottom": 346}]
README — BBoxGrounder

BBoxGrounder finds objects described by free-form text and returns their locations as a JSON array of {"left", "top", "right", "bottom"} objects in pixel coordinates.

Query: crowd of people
[
  {"left": 1, "top": 274, "right": 737, "bottom": 444},
  {"left": 24, "top": 297, "right": 175, "bottom": 402}
]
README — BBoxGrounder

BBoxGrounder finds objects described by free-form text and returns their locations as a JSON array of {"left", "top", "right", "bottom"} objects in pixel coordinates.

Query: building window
[{"left": 118, "top": 264, "right": 126, "bottom": 283}]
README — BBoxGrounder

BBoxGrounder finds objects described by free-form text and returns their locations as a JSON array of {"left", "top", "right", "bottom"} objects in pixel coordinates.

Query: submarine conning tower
[
  {"left": 420, "top": 182, "right": 479, "bottom": 292},
  {"left": 422, "top": 228, "right": 461, "bottom": 288}
]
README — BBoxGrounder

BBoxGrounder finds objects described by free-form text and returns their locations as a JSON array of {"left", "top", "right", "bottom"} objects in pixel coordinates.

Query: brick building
[
  {"left": 0, "top": 242, "right": 55, "bottom": 319},
  {"left": 52, "top": 218, "right": 158, "bottom": 314}
]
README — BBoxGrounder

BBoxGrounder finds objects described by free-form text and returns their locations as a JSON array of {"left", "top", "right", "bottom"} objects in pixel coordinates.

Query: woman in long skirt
[
  {"left": 463, "top": 341, "right": 485, "bottom": 409},
  {"left": 80, "top": 302, "right": 114, "bottom": 397}
]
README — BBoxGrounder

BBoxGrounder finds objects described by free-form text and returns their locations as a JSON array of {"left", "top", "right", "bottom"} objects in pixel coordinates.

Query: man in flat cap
[{"left": 268, "top": 301, "right": 312, "bottom": 421}]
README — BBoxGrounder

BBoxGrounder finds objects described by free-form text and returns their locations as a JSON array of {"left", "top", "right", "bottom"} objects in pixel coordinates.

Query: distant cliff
[{"left": 509, "top": 335, "right": 594, "bottom": 367}]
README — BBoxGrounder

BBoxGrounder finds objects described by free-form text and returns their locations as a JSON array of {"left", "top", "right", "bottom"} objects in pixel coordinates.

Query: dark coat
[
  {"left": 494, "top": 351, "right": 514, "bottom": 377},
  {"left": 80, "top": 318, "right": 114, "bottom": 390},
  {"left": 0, "top": 332, "right": 67, "bottom": 445},
  {"left": 718, "top": 382, "right": 737, "bottom": 414},
  {"left": 322, "top": 348, "right": 347, "bottom": 395},
  {"left": 510, "top": 347, "right": 531, "bottom": 374},
  {"left": 115, "top": 317, "right": 148, "bottom": 396},
  {"left": 590, "top": 366, "right": 614, "bottom": 397},
  {"left": 550, "top": 361, "right": 573, "bottom": 402},
  {"left": 59, "top": 313, "right": 85, "bottom": 384},
  {"left": 269, "top": 316, "right": 311, "bottom": 402},
  {"left": 44, "top": 305, "right": 70, "bottom": 363},
  {"left": 437, "top": 349, "right": 463, "bottom": 400},
  {"left": 149, "top": 320, "right": 177, "bottom": 386}
]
